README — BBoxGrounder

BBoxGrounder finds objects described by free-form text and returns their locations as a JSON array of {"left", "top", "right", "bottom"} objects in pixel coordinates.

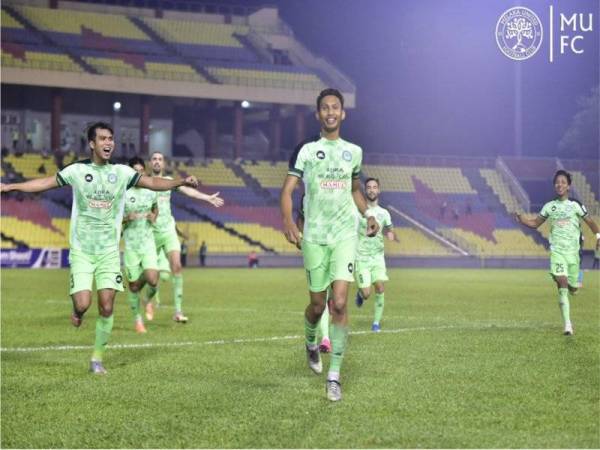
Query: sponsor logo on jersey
[
  {"left": 316, "top": 150, "right": 326, "bottom": 160},
  {"left": 88, "top": 199, "right": 112, "bottom": 209},
  {"left": 116, "top": 274, "right": 123, "bottom": 284},
  {"left": 347, "top": 263, "right": 354, "bottom": 273},
  {"left": 130, "top": 197, "right": 136, "bottom": 203},
  {"left": 320, "top": 180, "right": 347, "bottom": 190},
  {"left": 85, "top": 174, "right": 93, "bottom": 182}
]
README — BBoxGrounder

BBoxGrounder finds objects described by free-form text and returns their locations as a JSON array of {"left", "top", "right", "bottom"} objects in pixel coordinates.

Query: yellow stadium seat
[
  {"left": 18, "top": 6, "right": 150, "bottom": 40},
  {"left": 362, "top": 165, "right": 476, "bottom": 193},
  {"left": 240, "top": 161, "right": 288, "bottom": 188},
  {"left": 183, "top": 160, "right": 245, "bottom": 187},
  {"left": 2, "top": 50, "right": 83, "bottom": 73},
  {"left": 143, "top": 17, "right": 248, "bottom": 47}
]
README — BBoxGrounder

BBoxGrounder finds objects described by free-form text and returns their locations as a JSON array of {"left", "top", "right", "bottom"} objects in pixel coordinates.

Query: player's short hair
[
  {"left": 365, "top": 177, "right": 380, "bottom": 187},
  {"left": 553, "top": 170, "right": 572, "bottom": 185},
  {"left": 150, "top": 151, "right": 165, "bottom": 160},
  {"left": 87, "top": 122, "right": 113, "bottom": 143},
  {"left": 316, "top": 88, "right": 344, "bottom": 110},
  {"left": 128, "top": 156, "right": 145, "bottom": 169}
]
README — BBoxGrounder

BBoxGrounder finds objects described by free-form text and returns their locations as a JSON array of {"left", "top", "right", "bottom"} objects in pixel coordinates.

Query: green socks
[
  {"left": 304, "top": 316, "right": 318, "bottom": 347},
  {"left": 328, "top": 323, "right": 348, "bottom": 379},
  {"left": 558, "top": 288, "right": 570, "bottom": 325},
  {"left": 319, "top": 301, "right": 330, "bottom": 340},
  {"left": 373, "top": 292, "right": 385, "bottom": 325},
  {"left": 127, "top": 290, "right": 141, "bottom": 322},
  {"left": 91, "top": 315, "right": 114, "bottom": 362},
  {"left": 173, "top": 274, "right": 183, "bottom": 313}
]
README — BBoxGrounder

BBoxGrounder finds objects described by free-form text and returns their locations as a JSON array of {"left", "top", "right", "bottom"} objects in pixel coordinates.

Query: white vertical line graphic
[{"left": 549, "top": 5, "right": 554, "bottom": 63}]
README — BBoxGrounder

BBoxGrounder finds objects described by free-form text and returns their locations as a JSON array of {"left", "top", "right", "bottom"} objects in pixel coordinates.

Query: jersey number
[{"left": 555, "top": 263, "right": 564, "bottom": 273}]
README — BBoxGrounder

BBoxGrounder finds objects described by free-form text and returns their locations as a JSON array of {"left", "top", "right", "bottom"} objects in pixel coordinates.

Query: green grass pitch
[{"left": 1, "top": 268, "right": 599, "bottom": 448}]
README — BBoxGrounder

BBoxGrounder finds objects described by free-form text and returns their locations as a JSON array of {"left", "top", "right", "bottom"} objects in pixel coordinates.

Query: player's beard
[{"left": 367, "top": 193, "right": 378, "bottom": 203}]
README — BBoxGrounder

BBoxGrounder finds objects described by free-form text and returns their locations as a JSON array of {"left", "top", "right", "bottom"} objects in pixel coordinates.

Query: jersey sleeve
[
  {"left": 352, "top": 146, "right": 362, "bottom": 179},
  {"left": 121, "top": 165, "right": 142, "bottom": 189},
  {"left": 384, "top": 210, "right": 393, "bottom": 229},
  {"left": 288, "top": 143, "right": 306, "bottom": 178},
  {"left": 574, "top": 201, "right": 588, "bottom": 218},
  {"left": 539, "top": 202, "right": 551, "bottom": 218},
  {"left": 56, "top": 163, "right": 78, "bottom": 187}
]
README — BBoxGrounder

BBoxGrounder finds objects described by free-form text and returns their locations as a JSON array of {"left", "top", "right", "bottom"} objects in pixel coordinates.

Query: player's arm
[
  {"left": 514, "top": 212, "right": 546, "bottom": 229},
  {"left": 582, "top": 216, "right": 600, "bottom": 249},
  {"left": 384, "top": 226, "right": 399, "bottom": 242},
  {"left": 352, "top": 178, "right": 380, "bottom": 237},
  {"left": 280, "top": 175, "right": 302, "bottom": 247},
  {"left": 177, "top": 185, "right": 224, "bottom": 207},
  {"left": 137, "top": 174, "right": 198, "bottom": 191},
  {"left": 147, "top": 203, "right": 158, "bottom": 223},
  {"left": 0, "top": 175, "right": 58, "bottom": 193},
  {"left": 175, "top": 225, "right": 189, "bottom": 241}
]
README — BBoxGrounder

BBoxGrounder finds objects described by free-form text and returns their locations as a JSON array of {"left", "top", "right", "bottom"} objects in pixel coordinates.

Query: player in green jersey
[
  {"left": 297, "top": 196, "right": 331, "bottom": 353},
  {"left": 0, "top": 122, "right": 198, "bottom": 374},
  {"left": 143, "top": 151, "right": 223, "bottom": 323},
  {"left": 122, "top": 157, "right": 159, "bottom": 334},
  {"left": 280, "top": 88, "right": 379, "bottom": 402},
  {"left": 354, "top": 178, "right": 398, "bottom": 332},
  {"left": 516, "top": 170, "right": 600, "bottom": 335}
]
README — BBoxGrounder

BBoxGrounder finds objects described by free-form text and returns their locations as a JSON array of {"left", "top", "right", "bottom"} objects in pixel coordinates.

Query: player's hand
[
  {"left": 366, "top": 216, "right": 379, "bottom": 237},
  {"left": 513, "top": 212, "right": 522, "bottom": 224},
  {"left": 283, "top": 219, "right": 302, "bottom": 249},
  {"left": 0, "top": 183, "right": 11, "bottom": 193},
  {"left": 208, "top": 192, "right": 224, "bottom": 208},
  {"left": 183, "top": 176, "right": 198, "bottom": 188}
]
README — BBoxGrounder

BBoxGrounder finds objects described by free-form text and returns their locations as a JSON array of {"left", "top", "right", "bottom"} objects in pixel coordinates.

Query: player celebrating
[
  {"left": 144, "top": 151, "right": 224, "bottom": 323},
  {"left": 354, "top": 178, "right": 398, "bottom": 332},
  {"left": 122, "top": 157, "right": 159, "bottom": 334},
  {"left": 280, "top": 88, "right": 379, "bottom": 401},
  {"left": 515, "top": 170, "right": 600, "bottom": 335},
  {"left": 0, "top": 122, "right": 198, "bottom": 374}
]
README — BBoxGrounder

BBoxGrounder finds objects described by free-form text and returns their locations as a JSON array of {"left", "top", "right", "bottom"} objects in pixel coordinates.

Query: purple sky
[{"left": 278, "top": 0, "right": 599, "bottom": 159}]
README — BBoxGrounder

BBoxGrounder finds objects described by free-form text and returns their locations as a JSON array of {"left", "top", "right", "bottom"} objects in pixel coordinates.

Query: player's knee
[
  {"left": 329, "top": 298, "right": 347, "bottom": 317},
  {"left": 362, "top": 288, "right": 372, "bottom": 299},
  {"left": 311, "top": 302, "right": 325, "bottom": 316},
  {"left": 375, "top": 285, "right": 385, "bottom": 294},
  {"left": 128, "top": 282, "right": 140, "bottom": 293},
  {"left": 99, "top": 305, "right": 113, "bottom": 317},
  {"left": 146, "top": 271, "right": 158, "bottom": 287},
  {"left": 171, "top": 262, "right": 182, "bottom": 274}
]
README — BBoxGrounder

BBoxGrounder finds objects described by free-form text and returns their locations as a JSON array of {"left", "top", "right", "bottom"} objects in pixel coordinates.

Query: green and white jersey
[
  {"left": 123, "top": 187, "right": 158, "bottom": 252},
  {"left": 288, "top": 136, "right": 362, "bottom": 245},
  {"left": 357, "top": 204, "right": 392, "bottom": 260},
  {"left": 539, "top": 198, "right": 588, "bottom": 254},
  {"left": 152, "top": 176, "right": 177, "bottom": 235},
  {"left": 56, "top": 159, "right": 141, "bottom": 255}
]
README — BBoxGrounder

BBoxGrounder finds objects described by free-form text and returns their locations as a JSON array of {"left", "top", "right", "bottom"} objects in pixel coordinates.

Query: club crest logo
[
  {"left": 342, "top": 150, "right": 352, "bottom": 162},
  {"left": 107, "top": 173, "right": 117, "bottom": 184},
  {"left": 496, "top": 7, "right": 543, "bottom": 60}
]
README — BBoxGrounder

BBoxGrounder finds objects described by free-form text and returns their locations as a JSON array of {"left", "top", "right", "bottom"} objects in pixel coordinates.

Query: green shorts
[
  {"left": 68, "top": 248, "right": 124, "bottom": 295},
  {"left": 302, "top": 237, "right": 357, "bottom": 292},
  {"left": 154, "top": 229, "right": 181, "bottom": 255},
  {"left": 124, "top": 244, "right": 158, "bottom": 282},
  {"left": 157, "top": 247, "right": 171, "bottom": 273},
  {"left": 550, "top": 251, "right": 580, "bottom": 287},
  {"left": 355, "top": 255, "right": 388, "bottom": 289}
]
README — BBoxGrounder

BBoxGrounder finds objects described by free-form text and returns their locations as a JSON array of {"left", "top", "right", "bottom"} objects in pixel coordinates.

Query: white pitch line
[{"left": 0, "top": 324, "right": 542, "bottom": 353}]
